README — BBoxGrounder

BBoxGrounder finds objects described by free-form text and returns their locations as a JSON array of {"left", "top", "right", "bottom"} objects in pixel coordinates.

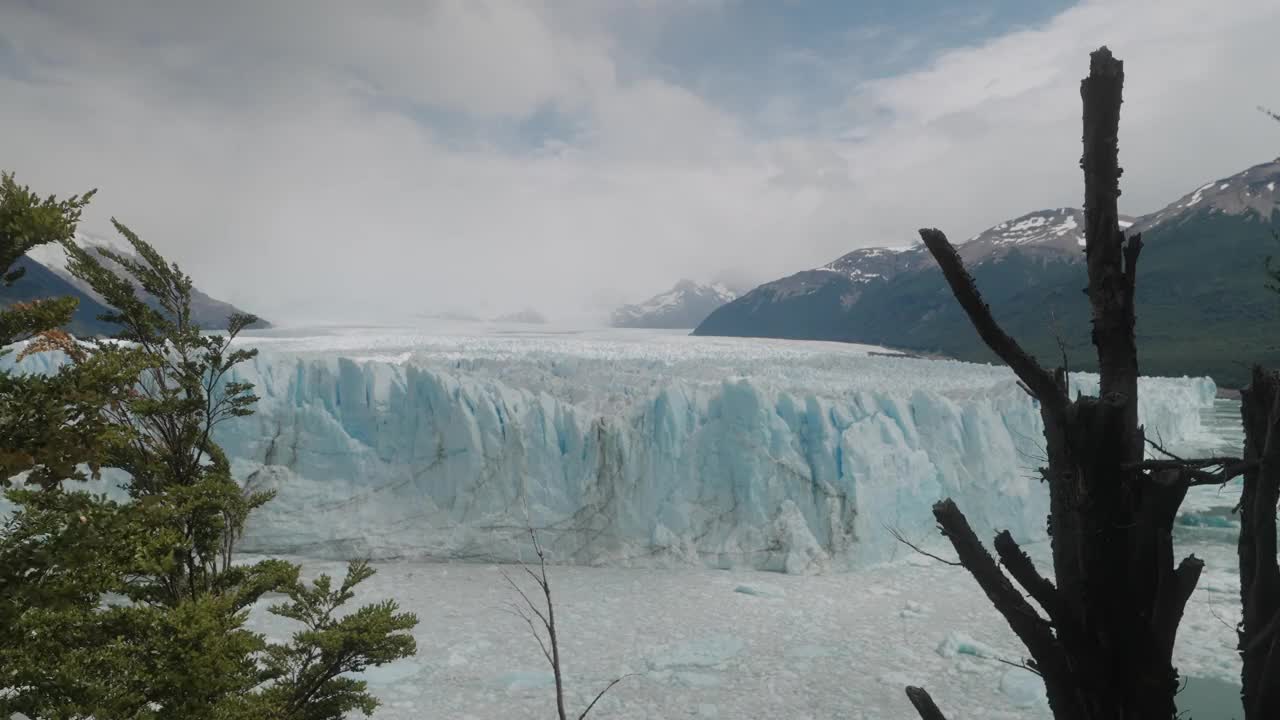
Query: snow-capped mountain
[
  {"left": 818, "top": 245, "right": 927, "bottom": 281},
  {"left": 958, "top": 207, "right": 1135, "bottom": 260},
  {"left": 779, "top": 207, "right": 1135, "bottom": 300},
  {"left": 1134, "top": 157, "right": 1280, "bottom": 233},
  {"left": 611, "top": 280, "right": 739, "bottom": 329},
  {"left": 696, "top": 157, "right": 1280, "bottom": 387},
  {"left": 15, "top": 232, "right": 269, "bottom": 332}
]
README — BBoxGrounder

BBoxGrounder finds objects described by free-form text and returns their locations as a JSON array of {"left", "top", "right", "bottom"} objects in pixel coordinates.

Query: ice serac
[{"left": 188, "top": 335, "right": 1217, "bottom": 572}]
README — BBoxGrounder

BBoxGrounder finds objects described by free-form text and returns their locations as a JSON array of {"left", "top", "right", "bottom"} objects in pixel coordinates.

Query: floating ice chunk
[
  {"left": 900, "top": 600, "right": 929, "bottom": 618},
  {"left": 733, "top": 582, "right": 786, "bottom": 598},
  {"left": 1000, "top": 667, "right": 1048, "bottom": 708},
  {"left": 936, "top": 631, "right": 997, "bottom": 659}
]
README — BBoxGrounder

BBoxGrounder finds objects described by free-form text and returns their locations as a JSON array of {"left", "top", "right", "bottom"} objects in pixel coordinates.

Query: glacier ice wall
[{"left": 2, "top": 332, "right": 1219, "bottom": 572}]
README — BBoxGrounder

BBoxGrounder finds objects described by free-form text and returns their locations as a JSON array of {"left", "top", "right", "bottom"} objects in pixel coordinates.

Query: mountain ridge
[
  {"left": 4, "top": 233, "right": 269, "bottom": 334},
  {"left": 611, "top": 279, "right": 739, "bottom": 329},
  {"left": 695, "top": 157, "right": 1280, "bottom": 387}
]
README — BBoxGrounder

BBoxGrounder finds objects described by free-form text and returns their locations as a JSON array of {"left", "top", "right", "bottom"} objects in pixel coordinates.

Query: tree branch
[
  {"left": 1125, "top": 457, "right": 1255, "bottom": 487},
  {"left": 905, "top": 686, "right": 949, "bottom": 720},
  {"left": 887, "top": 524, "right": 961, "bottom": 566},
  {"left": 576, "top": 674, "right": 638, "bottom": 720},
  {"left": 1129, "top": 457, "right": 1247, "bottom": 471},
  {"left": 932, "top": 499, "right": 1064, "bottom": 671},
  {"left": 993, "top": 531, "right": 1061, "bottom": 622},
  {"left": 1152, "top": 550, "right": 1204, "bottom": 662},
  {"left": 918, "top": 228, "right": 1065, "bottom": 409}
]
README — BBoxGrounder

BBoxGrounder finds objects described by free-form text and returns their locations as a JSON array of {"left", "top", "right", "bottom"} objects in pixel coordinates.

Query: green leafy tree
[
  {"left": 1, "top": 175, "right": 418, "bottom": 719},
  {"left": 0, "top": 171, "right": 94, "bottom": 345}
]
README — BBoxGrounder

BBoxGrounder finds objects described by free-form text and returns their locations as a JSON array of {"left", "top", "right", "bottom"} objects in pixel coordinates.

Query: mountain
[
  {"left": 0, "top": 256, "right": 117, "bottom": 337},
  {"left": 695, "top": 159, "right": 1280, "bottom": 388},
  {"left": 5, "top": 234, "right": 270, "bottom": 334},
  {"left": 611, "top": 280, "right": 739, "bottom": 329},
  {"left": 694, "top": 208, "right": 1120, "bottom": 341}
]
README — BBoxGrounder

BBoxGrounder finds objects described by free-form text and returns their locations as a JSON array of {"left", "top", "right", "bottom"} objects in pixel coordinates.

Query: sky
[{"left": 1, "top": 0, "right": 1278, "bottom": 325}]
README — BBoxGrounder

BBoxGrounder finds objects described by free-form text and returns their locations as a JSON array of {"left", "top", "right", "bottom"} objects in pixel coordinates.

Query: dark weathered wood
[
  {"left": 993, "top": 530, "right": 1061, "bottom": 621},
  {"left": 1239, "top": 368, "right": 1280, "bottom": 719},
  {"left": 932, "top": 501, "right": 1061, "bottom": 665},
  {"left": 1081, "top": 47, "right": 1140, "bottom": 441},
  {"left": 918, "top": 228, "right": 1065, "bottom": 410},
  {"left": 905, "top": 686, "right": 949, "bottom": 720},
  {"left": 906, "top": 47, "right": 1208, "bottom": 720},
  {"left": 930, "top": 500, "right": 1080, "bottom": 715}
]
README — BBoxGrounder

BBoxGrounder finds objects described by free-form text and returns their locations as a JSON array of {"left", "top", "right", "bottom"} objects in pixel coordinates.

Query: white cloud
[{"left": 0, "top": 0, "right": 1277, "bottom": 325}]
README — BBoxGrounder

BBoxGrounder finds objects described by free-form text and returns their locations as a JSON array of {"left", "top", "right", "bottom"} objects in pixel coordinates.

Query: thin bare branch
[
  {"left": 887, "top": 524, "right": 961, "bottom": 566},
  {"left": 500, "top": 603, "right": 554, "bottom": 665},
  {"left": 990, "top": 654, "right": 1043, "bottom": 677},
  {"left": 576, "top": 674, "right": 640, "bottom": 720},
  {"left": 1145, "top": 435, "right": 1189, "bottom": 462},
  {"left": 1130, "top": 456, "right": 1247, "bottom": 471},
  {"left": 501, "top": 569, "right": 551, "bottom": 631},
  {"left": 1126, "top": 456, "right": 1255, "bottom": 488}
]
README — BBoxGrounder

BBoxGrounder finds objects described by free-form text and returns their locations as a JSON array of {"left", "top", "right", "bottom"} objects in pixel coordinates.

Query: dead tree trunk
[
  {"left": 1238, "top": 367, "right": 1280, "bottom": 719},
  {"left": 903, "top": 47, "right": 1231, "bottom": 719}
]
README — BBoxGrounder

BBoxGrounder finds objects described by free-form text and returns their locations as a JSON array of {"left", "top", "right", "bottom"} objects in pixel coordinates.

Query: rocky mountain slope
[
  {"left": 611, "top": 280, "right": 738, "bottom": 329},
  {"left": 5, "top": 233, "right": 269, "bottom": 335},
  {"left": 696, "top": 159, "right": 1280, "bottom": 387}
]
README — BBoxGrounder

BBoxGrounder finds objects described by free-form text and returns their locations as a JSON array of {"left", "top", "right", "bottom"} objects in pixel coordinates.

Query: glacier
[{"left": 3, "top": 328, "right": 1218, "bottom": 572}]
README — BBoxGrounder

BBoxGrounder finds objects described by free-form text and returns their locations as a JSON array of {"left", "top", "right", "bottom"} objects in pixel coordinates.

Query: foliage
[
  {"left": 252, "top": 561, "right": 419, "bottom": 720},
  {"left": 0, "top": 172, "right": 95, "bottom": 347},
  {"left": 0, "top": 175, "right": 417, "bottom": 719}
]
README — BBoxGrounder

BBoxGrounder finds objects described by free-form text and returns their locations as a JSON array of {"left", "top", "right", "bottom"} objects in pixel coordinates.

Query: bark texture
[
  {"left": 905, "top": 47, "right": 1214, "bottom": 720},
  {"left": 1238, "top": 367, "right": 1280, "bottom": 719}
]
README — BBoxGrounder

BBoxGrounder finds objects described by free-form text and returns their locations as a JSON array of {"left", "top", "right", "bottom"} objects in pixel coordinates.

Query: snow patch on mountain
[
  {"left": 959, "top": 208, "right": 1135, "bottom": 259},
  {"left": 1135, "top": 158, "right": 1280, "bottom": 232},
  {"left": 20, "top": 231, "right": 268, "bottom": 330},
  {"left": 612, "top": 280, "right": 739, "bottom": 329},
  {"left": 818, "top": 245, "right": 927, "bottom": 284}
]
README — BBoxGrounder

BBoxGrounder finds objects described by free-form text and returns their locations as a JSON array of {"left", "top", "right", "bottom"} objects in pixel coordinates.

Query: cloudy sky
[{"left": 2, "top": 0, "right": 1278, "bottom": 324}]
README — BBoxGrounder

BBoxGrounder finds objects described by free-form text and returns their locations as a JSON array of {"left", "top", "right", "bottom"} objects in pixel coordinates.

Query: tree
[
  {"left": 902, "top": 48, "right": 1254, "bottom": 719},
  {"left": 0, "top": 181, "right": 418, "bottom": 719},
  {"left": 0, "top": 173, "right": 130, "bottom": 488},
  {"left": 1235, "top": 368, "right": 1280, "bottom": 718},
  {"left": 0, "top": 172, "right": 94, "bottom": 346},
  {"left": 503, "top": 528, "right": 631, "bottom": 720},
  {"left": 1238, "top": 104, "right": 1280, "bottom": 714}
]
